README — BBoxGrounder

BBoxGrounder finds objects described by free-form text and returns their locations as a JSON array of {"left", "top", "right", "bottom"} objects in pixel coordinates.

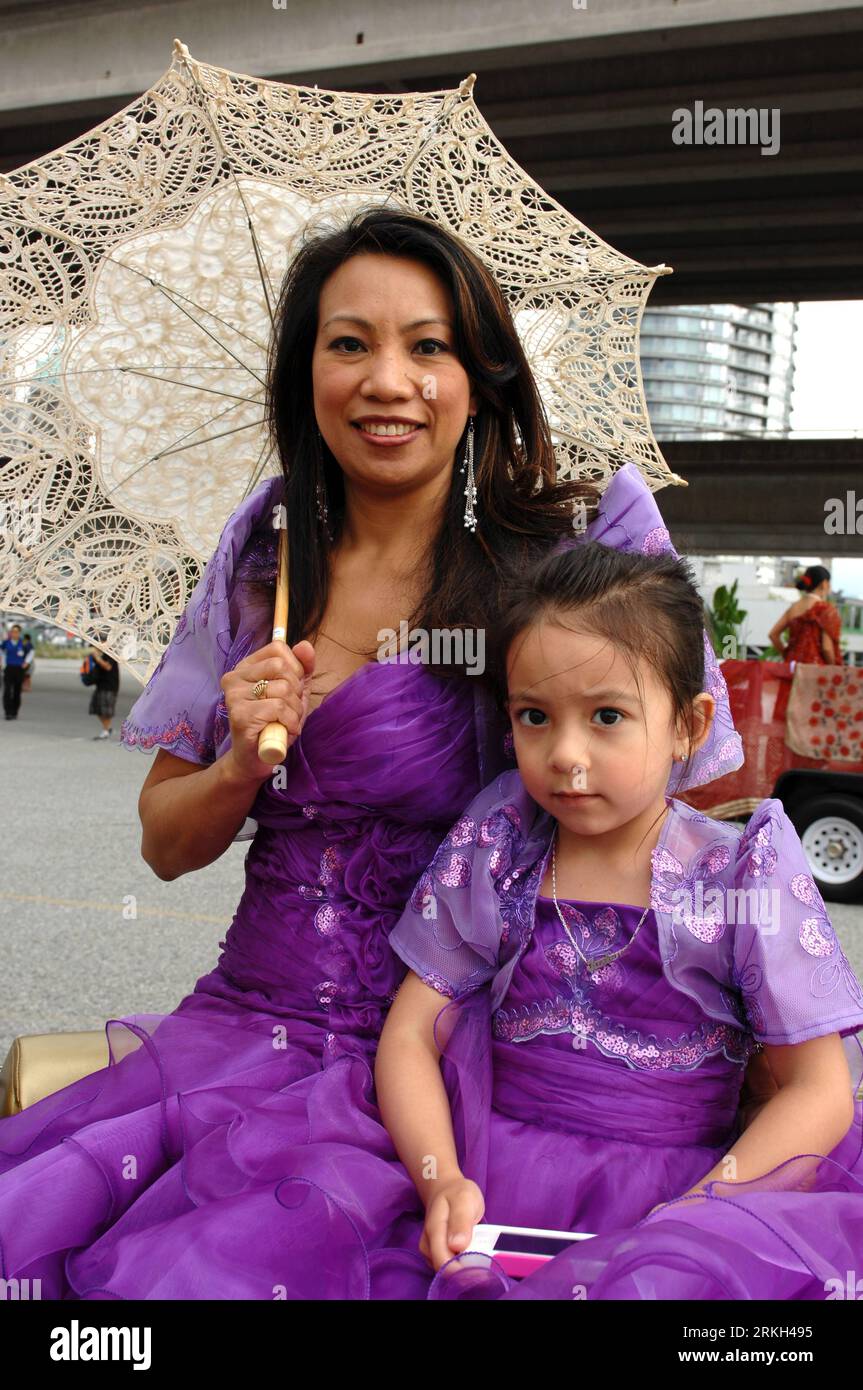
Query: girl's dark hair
[
  {"left": 796, "top": 564, "right": 831, "bottom": 592},
  {"left": 248, "top": 205, "right": 598, "bottom": 675},
  {"left": 493, "top": 540, "right": 708, "bottom": 768}
]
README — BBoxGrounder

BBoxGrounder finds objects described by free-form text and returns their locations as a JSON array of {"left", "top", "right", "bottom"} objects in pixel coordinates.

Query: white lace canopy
[{"left": 0, "top": 39, "right": 677, "bottom": 681}]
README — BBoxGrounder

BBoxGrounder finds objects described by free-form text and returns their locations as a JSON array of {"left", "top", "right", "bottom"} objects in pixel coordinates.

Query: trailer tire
[{"left": 788, "top": 794, "right": 863, "bottom": 904}]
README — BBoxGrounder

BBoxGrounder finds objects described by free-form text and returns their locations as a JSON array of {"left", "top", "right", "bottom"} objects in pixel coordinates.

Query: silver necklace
[{"left": 550, "top": 828, "right": 650, "bottom": 974}]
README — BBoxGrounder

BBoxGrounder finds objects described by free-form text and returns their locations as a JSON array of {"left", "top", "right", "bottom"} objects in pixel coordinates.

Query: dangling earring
[
  {"left": 460, "top": 415, "right": 478, "bottom": 532},
  {"left": 316, "top": 480, "right": 329, "bottom": 529},
  {"left": 315, "top": 429, "right": 331, "bottom": 539}
]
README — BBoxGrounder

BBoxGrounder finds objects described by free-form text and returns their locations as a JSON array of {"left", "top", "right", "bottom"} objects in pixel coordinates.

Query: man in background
[
  {"left": 1, "top": 622, "right": 26, "bottom": 720},
  {"left": 88, "top": 646, "right": 120, "bottom": 740}
]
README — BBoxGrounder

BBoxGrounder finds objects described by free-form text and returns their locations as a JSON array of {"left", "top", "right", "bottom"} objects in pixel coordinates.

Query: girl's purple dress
[
  {"left": 0, "top": 464, "right": 750, "bottom": 1298},
  {"left": 377, "top": 772, "right": 863, "bottom": 1301}
]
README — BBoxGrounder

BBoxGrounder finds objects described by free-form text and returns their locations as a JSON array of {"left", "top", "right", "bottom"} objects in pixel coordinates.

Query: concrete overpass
[
  {"left": 657, "top": 438, "right": 863, "bottom": 555},
  {"left": 2, "top": 0, "right": 861, "bottom": 557},
  {"left": 0, "top": 0, "right": 861, "bottom": 304}
]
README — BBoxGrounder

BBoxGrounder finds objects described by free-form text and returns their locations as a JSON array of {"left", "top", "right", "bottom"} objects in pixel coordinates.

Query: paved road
[
  {"left": 0, "top": 659, "right": 249, "bottom": 1065},
  {"left": 1, "top": 660, "right": 862, "bottom": 1071}
]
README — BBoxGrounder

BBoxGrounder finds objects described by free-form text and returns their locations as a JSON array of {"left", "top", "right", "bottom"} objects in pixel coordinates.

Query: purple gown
[
  {"left": 373, "top": 774, "right": 863, "bottom": 1301},
  {"left": 0, "top": 472, "right": 510, "bottom": 1297},
  {"left": 0, "top": 464, "right": 751, "bottom": 1298}
]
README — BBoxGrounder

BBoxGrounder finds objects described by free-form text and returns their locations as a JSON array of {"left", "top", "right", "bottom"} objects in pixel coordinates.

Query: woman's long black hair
[{"left": 251, "top": 204, "right": 600, "bottom": 678}]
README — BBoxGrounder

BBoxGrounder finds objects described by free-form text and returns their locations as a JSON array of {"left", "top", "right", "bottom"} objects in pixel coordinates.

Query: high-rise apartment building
[{"left": 640, "top": 303, "right": 797, "bottom": 439}]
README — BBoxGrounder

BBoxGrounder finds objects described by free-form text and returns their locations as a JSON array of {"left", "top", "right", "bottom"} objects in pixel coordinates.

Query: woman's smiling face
[{"left": 311, "top": 252, "right": 477, "bottom": 500}]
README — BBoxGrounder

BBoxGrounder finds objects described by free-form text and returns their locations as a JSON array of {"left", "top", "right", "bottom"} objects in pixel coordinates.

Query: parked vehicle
[
  {"left": 774, "top": 769, "right": 863, "bottom": 903},
  {"left": 684, "top": 658, "right": 863, "bottom": 903}
]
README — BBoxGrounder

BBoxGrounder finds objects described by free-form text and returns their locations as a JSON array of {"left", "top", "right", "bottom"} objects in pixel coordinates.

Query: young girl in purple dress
[{"left": 375, "top": 540, "right": 863, "bottom": 1300}]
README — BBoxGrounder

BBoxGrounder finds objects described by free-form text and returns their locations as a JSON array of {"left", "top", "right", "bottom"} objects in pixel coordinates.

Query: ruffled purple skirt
[{"left": 2, "top": 996, "right": 861, "bottom": 1300}]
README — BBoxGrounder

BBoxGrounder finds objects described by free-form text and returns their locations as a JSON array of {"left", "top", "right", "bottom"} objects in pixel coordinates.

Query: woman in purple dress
[
  {"left": 0, "top": 205, "right": 601, "bottom": 1298},
  {"left": 0, "top": 209, "right": 749, "bottom": 1301},
  {"left": 372, "top": 538, "right": 863, "bottom": 1301}
]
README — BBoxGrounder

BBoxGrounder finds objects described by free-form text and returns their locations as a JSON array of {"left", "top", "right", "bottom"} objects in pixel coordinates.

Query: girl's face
[
  {"left": 506, "top": 615, "right": 715, "bottom": 837},
  {"left": 311, "top": 252, "right": 477, "bottom": 502}
]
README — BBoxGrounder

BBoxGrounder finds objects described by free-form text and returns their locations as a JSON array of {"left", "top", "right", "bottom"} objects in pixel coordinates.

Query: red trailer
[{"left": 683, "top": 659, "right": 863, "bottom": 902}]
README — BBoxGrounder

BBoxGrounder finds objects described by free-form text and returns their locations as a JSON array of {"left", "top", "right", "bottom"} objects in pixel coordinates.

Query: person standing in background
[
  {"left": 768, "top": 565, "right": 843, "bottom": 721},
  {"left": 88, "top": 645, "right": 119, "bottom": 739},
  {"left": 1, "top": 622, "right": 26, "bottom": 720},
  {"left": 21, "top": 632, "right": 34, "bottom": 693}
]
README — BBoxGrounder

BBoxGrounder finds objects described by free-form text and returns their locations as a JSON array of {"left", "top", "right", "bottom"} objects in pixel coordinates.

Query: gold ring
[{"left": 251, "top": 678, "right": 269, "bottom": 700}]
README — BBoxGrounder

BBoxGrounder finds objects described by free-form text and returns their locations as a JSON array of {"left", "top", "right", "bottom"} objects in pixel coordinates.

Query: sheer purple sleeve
[
  {"left": 731, "top": 798, "right": 863, "bottom": 1046},
  {"left": 388, "top": 774, "right": 529, "bottom": 999},
  {"left": 119, "top": 477, "right": 282, "bottom": 765}
]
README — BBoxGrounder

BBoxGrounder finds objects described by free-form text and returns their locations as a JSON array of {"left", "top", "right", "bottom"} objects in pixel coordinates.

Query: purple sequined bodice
[{"left": 494, "top": 894, "right": 752, "bottom": 1073}]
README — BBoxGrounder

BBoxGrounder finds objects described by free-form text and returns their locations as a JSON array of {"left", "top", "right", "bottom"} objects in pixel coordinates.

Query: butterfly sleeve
[
  {"left": 730, "top": 798, "right": 863, "bottom": 1045},
  {"left": 388, "top": 772, "right": 528, "bottom": 999},
  {"left": 119, "top": 482, "right": 276, "bottom": 766}
]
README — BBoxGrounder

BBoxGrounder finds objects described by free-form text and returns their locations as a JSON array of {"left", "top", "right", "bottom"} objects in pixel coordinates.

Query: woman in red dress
[{"left": 769, "top": 564, "right": 843, "bottom": 721}]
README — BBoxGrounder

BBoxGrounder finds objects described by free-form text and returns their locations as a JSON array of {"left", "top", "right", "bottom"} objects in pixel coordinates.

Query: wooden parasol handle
[{"left": 256, "top": 518, "right": 290, "bottom": 766}]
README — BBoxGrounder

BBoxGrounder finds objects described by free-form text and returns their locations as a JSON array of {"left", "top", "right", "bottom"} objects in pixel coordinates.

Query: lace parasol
[{"left": 0, "top": 38, "right": 678, "bottom": 682}]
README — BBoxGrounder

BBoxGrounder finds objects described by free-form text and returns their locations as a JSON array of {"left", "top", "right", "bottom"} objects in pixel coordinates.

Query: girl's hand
[
  {"left": 220, "top": 639, "right": 315, "bottom": 782},
  {"left": 420, "top": 1177, "right": 485, "bottom": 1272}
]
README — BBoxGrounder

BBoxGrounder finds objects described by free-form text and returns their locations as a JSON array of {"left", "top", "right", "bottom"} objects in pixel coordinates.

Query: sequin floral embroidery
[
  {"left": 497, "top": 858, "right": 544, "bottom": 948},
  {"left": 790, "top": 872, "right": 863, "bottom": 1004},
  {"left": 544, "top": 902, "right": 630, "bottom": 994},
  {"left": 119, "top": 709, "right": 214, "bottom": 762},
  {"left": 409, "top": 802, "right": 524, "bottom": 918},
  {"left": 738, "top": 810, "right": 779, "bottom": 878},
  {"left": 236, "top": 529, "right": 279, "bottom": 585},
  {"left": 493, "top": 988, "right": 751, "bottom": 1070},
  {"left": 726, "top": 959, "right": 765, "bottom": 1034},
  {"left": 197, "top": 548, "right": 231, "bottom": 631},
  {"left": 641, "top": 525, "right": 671, "bottom": 555},
  {"left": 301, "top": 844, "right": 346, "bottom": 937},
  {"left": 650, "top": 839, "right": 734, "bottom": 943}
]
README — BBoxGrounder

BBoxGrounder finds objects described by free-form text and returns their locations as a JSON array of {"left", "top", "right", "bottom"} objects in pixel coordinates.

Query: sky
[{"left": 789, "top": 301, "right": 863, "bottom": 599}]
